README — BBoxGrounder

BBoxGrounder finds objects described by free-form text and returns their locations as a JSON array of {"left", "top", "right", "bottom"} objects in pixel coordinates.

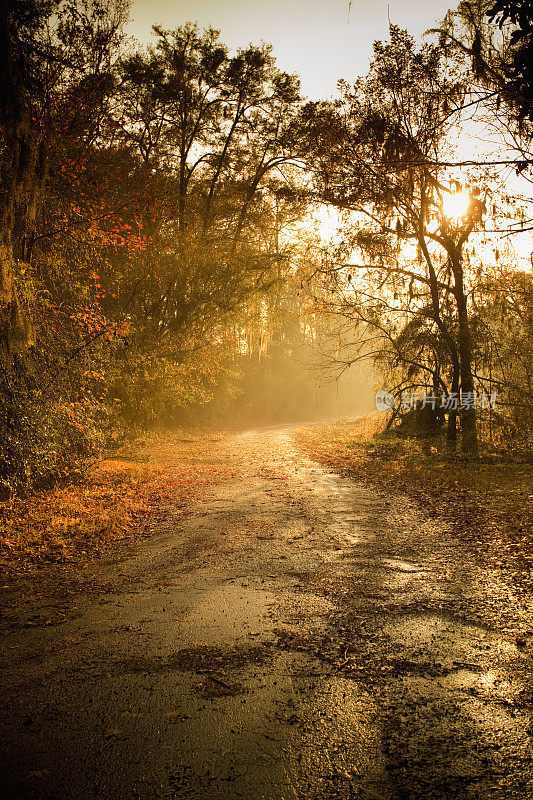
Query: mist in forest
[
  {"left": 3, "top": 6, "right": 533, "bottom": 800},
  {"left": 0, "top": 0, "right": 532, "bottom": 491}
]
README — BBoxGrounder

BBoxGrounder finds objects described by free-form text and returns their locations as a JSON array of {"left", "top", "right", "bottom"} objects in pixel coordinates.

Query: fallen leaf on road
[{"left": 104, "top": 728, "right": 123, "bottom": 739}]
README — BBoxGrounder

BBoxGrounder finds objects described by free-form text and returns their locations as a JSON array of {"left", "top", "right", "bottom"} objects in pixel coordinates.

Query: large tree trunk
[
  {"left": 451, "top": 249, "right": 478, "bottom": 457},
  {"left": 446, "top": 357, "right": 460, "bottom": 452},
  {"left": 0, "top": 4, "right": 39, "bottom": 368},
  {"left": 0, "top": 235, "right": 30, "bottom": 370}
]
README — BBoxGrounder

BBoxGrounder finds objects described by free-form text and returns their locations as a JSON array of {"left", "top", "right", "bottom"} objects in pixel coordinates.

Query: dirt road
[{"left": 2, "top": 427, "right": 533, "bottom": 799}]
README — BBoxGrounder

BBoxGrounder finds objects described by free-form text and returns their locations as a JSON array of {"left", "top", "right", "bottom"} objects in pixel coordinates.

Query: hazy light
[
  {"left": 127, "top": 0, "right": 455, "bottom": 99},
  {"left": 442, "top": 191, "right": 470, "bottom": 220}
]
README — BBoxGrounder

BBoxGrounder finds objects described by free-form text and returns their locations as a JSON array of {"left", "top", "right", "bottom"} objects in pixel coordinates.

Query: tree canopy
[{"left": 0, "top": 0, "right": 531, "bottom": 490}]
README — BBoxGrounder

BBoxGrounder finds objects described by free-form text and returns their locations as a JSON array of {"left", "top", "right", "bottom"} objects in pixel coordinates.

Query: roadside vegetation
[
  {"left": 295, "top": 415, "right": 533, "bottom": 593},
  {"left": 0, "top": 433, "right": 233, "bottom": 575}
]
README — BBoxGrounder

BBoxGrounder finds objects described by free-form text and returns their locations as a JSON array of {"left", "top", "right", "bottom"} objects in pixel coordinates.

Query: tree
[
  {"left": 0, "top": 0, "right": 130, "bottom": 488},
  {"left": 98, "top": 24, "right": 308, "bottom": 423},
  {"left": 303, "top": 27, "right": 488, "bottom": 454},
  {"left": 473, "top": 266, "right": 533, "bottom": 442},
  {"left": 0, "top": 0, "right": 126, "bottom": 366},
  {"left": 437, "top": 1, "right": 533, "bottom": 156},
  {"left": 487, "top": 0, "right": 533, "bottom": 120}
]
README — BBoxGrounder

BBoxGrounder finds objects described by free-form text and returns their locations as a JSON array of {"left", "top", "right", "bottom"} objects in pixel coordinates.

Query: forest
[
  {"left": 1, "top": 2, "right": 533, "bottom": 798},
  {"left": 0, "top": 0, "right": 531, "bottom": 494}
]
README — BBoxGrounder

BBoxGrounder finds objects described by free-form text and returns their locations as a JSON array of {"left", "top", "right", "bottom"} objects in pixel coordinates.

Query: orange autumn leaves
[{"left": 0, "top": 435, "right": 237, "bottom": 574}]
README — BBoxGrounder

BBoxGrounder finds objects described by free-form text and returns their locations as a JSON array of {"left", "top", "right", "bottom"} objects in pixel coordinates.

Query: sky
[{"left": 127, "top": 0, "right": 455, "bottom": 99}]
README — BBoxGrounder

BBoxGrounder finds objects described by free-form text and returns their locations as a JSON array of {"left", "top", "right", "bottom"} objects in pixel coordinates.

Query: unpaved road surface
[{"left": 2, "top": 427, "right": 533, "bottom": 799}]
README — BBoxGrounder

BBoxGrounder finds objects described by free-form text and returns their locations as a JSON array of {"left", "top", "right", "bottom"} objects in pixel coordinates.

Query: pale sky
[{"left": 127, "top": 0, "right": 455, "bottom": 99}]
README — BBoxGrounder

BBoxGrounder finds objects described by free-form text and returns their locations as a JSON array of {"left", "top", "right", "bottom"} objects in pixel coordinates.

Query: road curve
[{"left": 1, "top": 427, "right": 533, "bottom": 799}]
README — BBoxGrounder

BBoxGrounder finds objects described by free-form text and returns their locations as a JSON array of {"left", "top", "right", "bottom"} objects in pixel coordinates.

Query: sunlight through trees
[{"left": 0, "top": 0, "right": 531, "bottom": 490}]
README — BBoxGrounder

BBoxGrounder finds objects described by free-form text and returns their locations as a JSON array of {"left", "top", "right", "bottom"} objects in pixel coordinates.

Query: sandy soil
[{"left": 1, "top": 426, "right": 533, "bottom": 799}]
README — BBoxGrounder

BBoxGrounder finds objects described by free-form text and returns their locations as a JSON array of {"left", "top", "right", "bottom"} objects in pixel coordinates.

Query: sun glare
[{"left": 442, "top": 191, "right": 470, "bottom": 220}]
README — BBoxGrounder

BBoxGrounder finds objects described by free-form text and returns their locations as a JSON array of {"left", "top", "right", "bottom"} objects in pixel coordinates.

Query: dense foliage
[
  {"left": 0, "top": 0, "right": 531, "bottom": 492},
  {"left": 301, "top": 12, "right": 533, "bottom": 454}
]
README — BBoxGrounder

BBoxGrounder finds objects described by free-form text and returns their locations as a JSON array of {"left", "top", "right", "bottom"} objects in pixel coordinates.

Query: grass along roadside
[
  {"left": 0, "top": 432, "right": 235, "bottom": 577},
  {"left": 293, "top": 416, "right": 533, "bottom": 594}
]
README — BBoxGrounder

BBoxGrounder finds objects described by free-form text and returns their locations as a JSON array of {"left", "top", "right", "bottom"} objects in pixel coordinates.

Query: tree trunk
[
  {"left": 0, "top": 4, "right": 39, "bottom": 368},
  {"left": 0, "top": 235, "right": 30, "bottom": 370},
  {"left": 451, "top": 249, "right": 478, "bottom": 457},
  {"left": 446, "top": 358, "right": 460, "bottom": 452}
]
